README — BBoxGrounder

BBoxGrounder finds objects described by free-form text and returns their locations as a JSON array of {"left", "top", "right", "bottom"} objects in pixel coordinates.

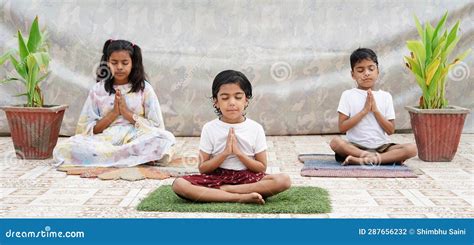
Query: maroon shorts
[{"left": 181, "top": 168, "right": 266, "bottom": 189}]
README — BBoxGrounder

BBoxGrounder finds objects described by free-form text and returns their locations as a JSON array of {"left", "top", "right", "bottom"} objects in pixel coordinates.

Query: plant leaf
[
  {"left": 406, "top": 40, "right": 426, "bottom": 71},
  {"left": 27, "top": 16, "right": 42, "bottom": 53},
  {"left": 30, "top": 52, "right": 50, "bottom": 72},
  {"left": 444, "top": 36, "right": 460, "bottom": 59},
  {"left": 424, "top": 26, "right": 432, "bottom": 66},
  {"left": 404, "top": 56, "right": 423, "bottom": 78},
  {"left": 451, "top": 48, "right": 471, "bottom": 65},
  {"left": 0, "top": 77, "right": 21, "bottom": 84},
  {"left": 431, "top": 11, "right": 448, "bottom": 46},
  {"left": 414, "top": 15, "right": 424, "bottom": 39},
  {"left": 445, "top": 21, "right": 460, "bottom": 49},
  {"left": 36, "top": 70, "right": 51, "bottom": 84},
  {"left": 9, "top": 55, "right": 27, "bottom": 80},
  {"left": 26, "top": 55, "right": 40, "bottom": 107},
  {"left": 425, "top": 57, "right": 440, "bottom": 86},
  {"left": 13, "top": 93, "right": 28, "bottom": 97},
  {"left": 17, "top": 30, "right": 29, "bottom": 63},
  {"left": 0, "top": 49, "right": 14, "bottom": 65}
]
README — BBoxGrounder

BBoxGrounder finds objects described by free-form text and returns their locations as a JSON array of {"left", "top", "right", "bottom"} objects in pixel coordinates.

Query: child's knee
[
  {"left": 329, "top": 137, "right": 343, "bottom": 150},
  {"left": 274, "top": 174, "right": 291, "bottom": 191},
  {"left": 406, "top": 144, "right": 418, "bottom": 158},
  {"left": 172, "top": 178, "right": 187, "bottom": 194}
]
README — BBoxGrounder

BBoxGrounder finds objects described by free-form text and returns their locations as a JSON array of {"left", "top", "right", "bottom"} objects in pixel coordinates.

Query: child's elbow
[
  {"left": 338, "top": 125, "right": 347, "bottom": 134},
  {"left": 198, "top": 164, "right": 209, "bottom": 174},
  {"left": 387, "top": 128, "right": 395, "bottom": 135}
]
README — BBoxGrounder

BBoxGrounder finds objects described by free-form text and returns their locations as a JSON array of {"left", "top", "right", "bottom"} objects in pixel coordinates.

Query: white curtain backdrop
[{"left": 1, "top": 0, "right": 472, "bottom": 136}]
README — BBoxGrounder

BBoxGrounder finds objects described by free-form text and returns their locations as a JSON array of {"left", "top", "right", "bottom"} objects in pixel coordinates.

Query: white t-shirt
[
  {"left": 199, "top": 118, "right": 268, "bottom": 170},
  {"left": 337, "top": 88, "right": 395, "bottom": 149}
]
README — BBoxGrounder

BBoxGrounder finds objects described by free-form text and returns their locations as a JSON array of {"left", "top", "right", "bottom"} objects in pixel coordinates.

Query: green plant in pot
[
  {"left": 0, "top": 16, "right": 68, "bottom": 159},
  {"left": 404, "top": 11, "right": 471, "bottom": 162}
]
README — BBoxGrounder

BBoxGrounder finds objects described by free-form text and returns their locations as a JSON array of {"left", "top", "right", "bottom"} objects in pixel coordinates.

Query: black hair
[
  {"left": 96, "top": 39, "right": 147, "bottom": 94},
  {"left": 350, "top": 48, "right": 378, "bottom": 70},
  {"left": 211, "top": 70, "right": 253, "bottom": 117}
]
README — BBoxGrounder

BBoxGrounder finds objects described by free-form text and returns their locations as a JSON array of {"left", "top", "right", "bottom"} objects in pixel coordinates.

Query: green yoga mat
[{"left": 137, "top": 185, "right": 331, "bottom": 214}]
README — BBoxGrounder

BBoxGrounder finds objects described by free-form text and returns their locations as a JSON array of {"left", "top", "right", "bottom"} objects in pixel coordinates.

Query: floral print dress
[{"left": 53, "top": 81, "right": 175, "bottom": 167}]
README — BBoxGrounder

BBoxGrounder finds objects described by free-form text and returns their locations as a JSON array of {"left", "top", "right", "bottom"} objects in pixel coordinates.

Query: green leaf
[
  {"left": 32, "top": 88, "right": 42, "bottom": 107},
  {"left": 406, "top": 40, "right": 426, "bottom": 70},
  {"left": 415, "top": 72, "right": 428, "bottom": 96},
  {"left": 404, "top": 56, "right": 423, "bottom": 78},
  {"left": 451, "top": 48, "right": 471, "bottom": 65},
  {"left": 26, "top": 55, "right": 40, "bottom": 106},
  {"left": 27, "top": 16, "right": 42, "bottom": 53},
  {"left": 13, "top": 93, "right": 28, "bottom": 97},
  {"left": 430, "top": 66, "right": 443, "bottom": 90},
  {"left": 444, "top": 36, "right": 460, "bottom": 59},
  {"left": 0, "top": 77, "right": 20, "bottom": 84},
  {"left": 426, "top": 23, "right": 434, "bottom": 41},
  {"left": 17, "top": 30, "right": 29, "bottom": 63},
  {"left": 431, "top": 11, "right": 448, "bottom": 45},
  {"left": 432, "top": 38, "right": 446, "bottom": 60},
  {"left": 425, "top": 57, "right": 440, "bottom": 86},
  {"left": 30, "top": 52, "right": 50, "bottom": 71},
  {"left": 414, "top": 15, "right": 424, "bottom": 39},
  {"left": 445, "top": 21, "right": 460, "bottom": 49},
  {"left": 36, "top": 70, "right": 51, "bottom": 84},
  {"left": 424, "top": 26, "right": 432, "bottom": 66},
  {"left": 9, "top": 55, "right": 27, "bottom": 80},
  {"left": 0, "top": 49, "right": 14, "bottom": 65}
]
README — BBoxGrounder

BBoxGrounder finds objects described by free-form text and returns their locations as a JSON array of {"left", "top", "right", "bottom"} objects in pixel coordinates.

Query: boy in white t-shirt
[
  {"left": 330, "top": 48, "right": 417, "bottom": 165},
  {"left": 172, "top": 70, "right": 291, "bottom": 204}
]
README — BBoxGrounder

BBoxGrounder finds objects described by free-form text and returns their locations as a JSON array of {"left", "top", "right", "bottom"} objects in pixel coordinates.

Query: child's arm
[
  {"left": 338, "top": 94, "right": 371, "bottom": 133},
  {"left": 198, "top": 150, "right": 229, "bottom": 174},
  {"left": 338, "top": 111, "right": 368, "bottom": 133},
  {"left": 140, "top": 83, "right": 166, "bottom": 130},
  {"left": 373, "top": 113, "right": 395, "bottom": 135},
  {"left": 232, "top": 128, "right": 267, "bottom": 173},
  {"left": 92, "top": 92, "right": 121, "bottom": 134},
  {"left": 369, "top": 91, "right": 395, "bottom": 135},
  {"left": 235, "top": 150, "right": 267, "bottom": 173},
  {"left": 337, "top": 90, "right": 371, "bottom": 133},
  {"left": 198, "top": 129, "right": 233, "bottom": 174}
]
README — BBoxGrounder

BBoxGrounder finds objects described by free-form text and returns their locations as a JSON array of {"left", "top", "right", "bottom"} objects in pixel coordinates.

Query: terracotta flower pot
[
  {"left": 405, "top": 105, "right": 469, "bottom": 162},
  {"left": 1, "top": 105, "right": 68, "bottom": 159}
]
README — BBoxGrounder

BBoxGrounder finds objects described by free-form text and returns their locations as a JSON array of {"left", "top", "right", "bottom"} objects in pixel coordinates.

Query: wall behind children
[{"left": 0, "top": 0, "right": 473, "bottom": 136}]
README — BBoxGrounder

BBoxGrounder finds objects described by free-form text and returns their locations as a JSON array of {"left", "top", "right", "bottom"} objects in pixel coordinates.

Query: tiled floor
[{"left": 0, "top": 134, "right": 472, "bottom": 218}]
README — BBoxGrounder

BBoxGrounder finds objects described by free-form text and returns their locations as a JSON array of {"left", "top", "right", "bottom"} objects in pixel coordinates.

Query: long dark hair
[{"left": 96, "top": 39, "right": 147, "bottom": 94}]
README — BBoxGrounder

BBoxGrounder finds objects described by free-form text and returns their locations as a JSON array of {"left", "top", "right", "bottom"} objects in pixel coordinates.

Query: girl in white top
[
  {"left": 330, "top": 48, "right": 417, "bottom": 165},
  {"left": 172, "top": 70, "right": 291, "bottom": 204}
]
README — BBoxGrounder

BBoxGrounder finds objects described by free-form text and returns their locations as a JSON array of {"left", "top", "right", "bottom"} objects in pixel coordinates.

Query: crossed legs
[
  {"left": 172, "top": 174, "right": 291, "bottom": 204},
  {"left": 329, "top": 136, "right": 417, "bottom": 165}
]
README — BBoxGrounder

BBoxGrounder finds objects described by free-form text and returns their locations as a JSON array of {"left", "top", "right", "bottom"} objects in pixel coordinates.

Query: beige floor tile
[
  {"left": 0, "top": 134, "right": 472, "bottom": 218},
  {"left": 1, "top": 196, "right": 36, "bottom": 205},
  {"left": 0, "top": 188, "right": 16, "bottom": 198},
  {"left": 85, "top": 197, "right": 123, "bottom": 205}
]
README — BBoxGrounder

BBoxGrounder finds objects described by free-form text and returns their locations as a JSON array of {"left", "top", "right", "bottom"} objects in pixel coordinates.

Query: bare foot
[
  {"left": 342, "top": 155, "right": 362, "bottom": 165},
  {"left": 238, "top": 192, "right": 265, "bottom": 205}
]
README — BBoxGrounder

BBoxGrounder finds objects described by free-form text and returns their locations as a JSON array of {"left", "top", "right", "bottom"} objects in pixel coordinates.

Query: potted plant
[
  {"left": 404, "top": 11, "right": 471, "bottom": 162},
  {"left": 0, "top": 16, "right": 67, "bottom": 159}
]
